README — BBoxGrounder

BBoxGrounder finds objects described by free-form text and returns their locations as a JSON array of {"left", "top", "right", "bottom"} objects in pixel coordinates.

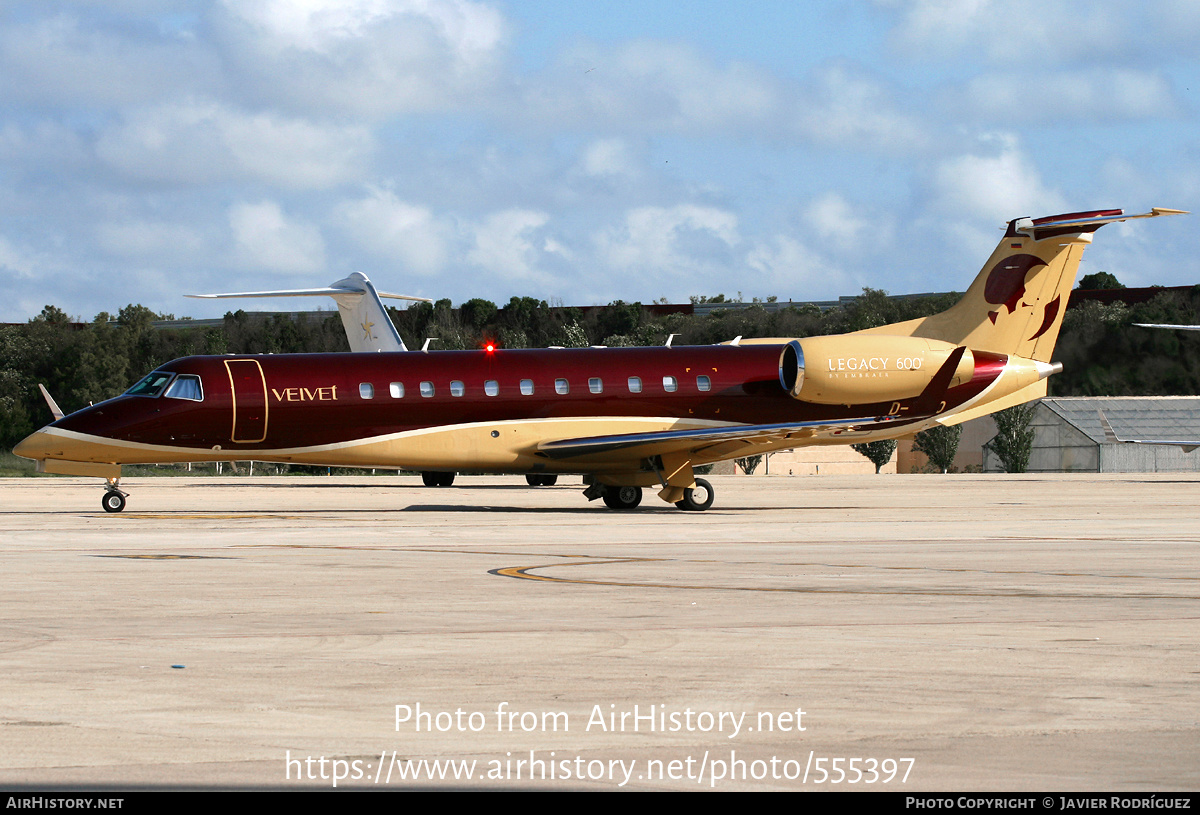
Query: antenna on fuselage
[
  {"left": 187, "top": 272, "right": 432, "bottom": 353},
  {"left": 421, "top": 338, "right": 438, "bottom": 353},
  {"left": 665, "top": 333, "right": 679, "bottom": 348}
]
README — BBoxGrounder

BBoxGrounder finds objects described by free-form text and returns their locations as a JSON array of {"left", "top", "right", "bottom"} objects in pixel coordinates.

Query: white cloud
[
  {"left": 522, "top": 41, "right": 782, "bottom": 135},
  {"left": 335, "top": 188, "right": 452, "bottom": 276},
  {"left": 0, "top": 234, "right": 40, "bottom": 280},
  {"left": 467, "top": 209, "right": 553, "bottom": 282},
  {"left": 95, "top": 102, "right": 374, "bottom": 189},
  {"left": 744, "top": 235, "right": 850, "bottom": 300},
  {"left": 803, "top": 192, "right": 877, "bottom": 254},
  {"left": 793, "top": 62, "right": 928, "bottom": 153},
  {"left": 0, "top": 11, "right": 216, "bottom": 107},
  {"left": 950, "top": 69, "right": 1179, "bottom": 123},
  {"left": 216, "top": 0, "right": 507, "bottom": 115},
  {"left": 597, "top": 204, "right": 741, "bottom": 278},
  {"left": 226, "top": 0, "right": 502, "bottom": 63},
  {"left": 229, "top": 200, "right": 326, "bottom": 273},
  {"left": 579, "top": 139, "right": 639, "bottom": 179},
  {"left": 885, "top": 0, "right": 1128, "bottom": 65},
  {"left": 0, "top": 121, "right": 90, "bottom": 175},
  {"left": 929, "top": 134, "right": 1065, "bottom": 225},
  {"left": 95, "top": 220, "right": 207, "bottom": 261}
]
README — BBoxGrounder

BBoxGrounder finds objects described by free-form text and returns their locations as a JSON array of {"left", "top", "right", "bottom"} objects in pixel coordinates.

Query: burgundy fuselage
[{"left": 50, "top": 345, "right": 1006, "bottom": 455}]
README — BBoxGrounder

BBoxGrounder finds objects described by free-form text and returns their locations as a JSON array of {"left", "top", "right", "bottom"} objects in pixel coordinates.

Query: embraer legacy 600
[{"left": 15, "top": 207, "right": 1185, "bottom": 513}]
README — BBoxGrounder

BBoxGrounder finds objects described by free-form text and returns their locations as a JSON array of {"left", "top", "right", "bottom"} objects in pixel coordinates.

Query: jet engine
[{"left": 779, "top": 336, "right": 976, "bottom": 405}]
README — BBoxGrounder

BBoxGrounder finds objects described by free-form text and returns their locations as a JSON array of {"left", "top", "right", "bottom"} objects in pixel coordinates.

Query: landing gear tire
[
  {"left": 675, "top": 478, "right": 714, "bottom": 512},
  {"left": 422, "top": 471, "right": 456, "bottom": 487},
  {"left": 102, "top": 490, "right": 126, "bottom": 513},
  {"left": 526, "top": 474, "right": 558, "bottom": 486},
  {"left": 602, "top": 485, "right": 643, "bottom": 510}
]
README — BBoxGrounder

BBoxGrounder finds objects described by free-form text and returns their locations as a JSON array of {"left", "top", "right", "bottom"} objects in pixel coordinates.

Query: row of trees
[
  {"left": 3, "top": 285, "right": 1198, "bottom": 457},
  {"left": 851, "top": 401, "right": 1037, "bottom": 474}
]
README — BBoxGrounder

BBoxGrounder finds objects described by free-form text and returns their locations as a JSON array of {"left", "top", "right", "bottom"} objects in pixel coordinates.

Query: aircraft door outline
[{"left": 224, "top": 359, "right": 269, "bottom": 443}]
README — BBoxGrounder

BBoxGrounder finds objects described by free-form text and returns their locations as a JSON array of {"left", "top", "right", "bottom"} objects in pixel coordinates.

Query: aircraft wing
[
  {"left": 1134, "top": 324, "right": 1200, "bottom": 331},
  {"left": 536, "top": 414, "right": 913, "bottom": 461},
  {"left": 1098, "top": 410, "right": 1200, "bottom": 453}
]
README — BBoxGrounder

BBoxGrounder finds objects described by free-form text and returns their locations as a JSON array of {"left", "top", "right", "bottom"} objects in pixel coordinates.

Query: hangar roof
[{"left": 1042, "top": 396, "right": 1200, "bottom": 445}]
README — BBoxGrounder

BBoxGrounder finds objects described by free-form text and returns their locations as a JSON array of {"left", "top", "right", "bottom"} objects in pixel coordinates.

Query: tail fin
[
  {"left": 860, "top": 208, "right": 1186, "bottom": 361},
  {"left": 187, "top": 272, "right": 433, "bottom": 353}
]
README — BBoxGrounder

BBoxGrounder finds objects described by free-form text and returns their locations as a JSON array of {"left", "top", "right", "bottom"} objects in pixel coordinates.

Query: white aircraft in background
[{"left": 1098, "top": 411, "right": 1199, "bottom": 453}]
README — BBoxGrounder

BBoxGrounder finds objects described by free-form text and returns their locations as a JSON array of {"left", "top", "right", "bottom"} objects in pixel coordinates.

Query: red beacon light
[{"left": 484, "top": 342, "right": 496, "bottom": 354}]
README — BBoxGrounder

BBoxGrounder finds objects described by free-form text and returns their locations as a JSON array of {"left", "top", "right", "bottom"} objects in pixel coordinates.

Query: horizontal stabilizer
[
  {"left": 187, "top": 285, "right": 431, "bottom": 303},
  {"left": 188, "top": 272, "right": 431, "bottom": 353},
  {"left": 1012, "top": 207, "right": 1187, "bottom": 240}
]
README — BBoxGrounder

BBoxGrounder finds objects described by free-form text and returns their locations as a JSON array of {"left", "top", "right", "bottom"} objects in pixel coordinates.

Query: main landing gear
[
  {"left": 525, "top": 474, "right": 558, "bottom": 486},
  {"left": 421, "top": 471, "right": 456, "bottom": 487},
  {"left": 674, "top": 478, "right": 714, "bottom": 511},
  {"left": 602, "top": 485, "right": 643, "bottom": 509},
  {"left": 586, "top": 477, "right": 715, "bottom": 512},
  {"left": 102, "top": 478, "right": 128, "bottom": 513}
]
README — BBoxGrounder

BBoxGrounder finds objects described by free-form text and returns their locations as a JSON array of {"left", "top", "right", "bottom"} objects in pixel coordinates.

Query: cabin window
[
  {"left": 420, "top": 381, "right": 435, "bottom": 398},
  {"left": 589, "top": 377, "right": 603, "bottom": 394},
  {"left": 359, "top": 383, "right": 374, "bottom": 399},
  {"left": 697, "top": 375, "right": 711, "bottom": 392},
  {"left": 125, "top": 371, "right": 173, "bottom": 398},
  {"left": 520, "top": 379, "right": 534, "bottom": 395},
  {"left": 164, "top": 374, "right": 203, "bottom": 401},
  {"left": 450, "top": 380, "right": 465, "bottom": 397},
  {"left": 555, "top": 378, "right": 569, "bottom": 395},
  {"left": 485, "top": 380, "right": 499, "bottom": 396},
  {"left": 663, "top": 376, "right": 678, "bottom": 393},
  {"left": 627, "top": 376, "right": 642, "bottom": 394},
  {"left": 389, "top": 382, "right": 404, "bottom": 398}
]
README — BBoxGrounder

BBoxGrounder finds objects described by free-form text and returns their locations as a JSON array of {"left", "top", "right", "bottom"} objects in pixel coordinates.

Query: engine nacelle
[{"left": 779, "top": 336, "right": 976, "bottom": 405}]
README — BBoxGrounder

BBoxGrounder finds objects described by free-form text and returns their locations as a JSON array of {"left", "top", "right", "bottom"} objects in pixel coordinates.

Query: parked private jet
[{"left": 15, "top": 207, "right": 1185, "bottom": 512}]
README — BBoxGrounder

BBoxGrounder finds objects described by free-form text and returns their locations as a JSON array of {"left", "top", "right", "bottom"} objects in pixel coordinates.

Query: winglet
[
  {"left": 1097, "top": 410, "right": 1122, "bottom": 444},
  {"left": 38, "top": 384, "right": 64, "bottom": 422}
]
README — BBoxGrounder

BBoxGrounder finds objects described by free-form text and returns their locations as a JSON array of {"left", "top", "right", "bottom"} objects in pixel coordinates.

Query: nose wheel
[{"left": 102, "top": 479, "right": 128, "bottom": 513}]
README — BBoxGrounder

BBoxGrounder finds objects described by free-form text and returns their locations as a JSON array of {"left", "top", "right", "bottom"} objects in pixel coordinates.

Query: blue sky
[{"left": 1, "top": 0, "right": 1198, "bottom": 322}]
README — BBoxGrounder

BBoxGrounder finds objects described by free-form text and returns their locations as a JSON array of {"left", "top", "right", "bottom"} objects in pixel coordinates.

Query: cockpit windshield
[
  {"left": 125, "top": 371, "right": 174, "bottom": 398},
  {"left": 164, "top": 374, "right": 203, "bottom": 401}
]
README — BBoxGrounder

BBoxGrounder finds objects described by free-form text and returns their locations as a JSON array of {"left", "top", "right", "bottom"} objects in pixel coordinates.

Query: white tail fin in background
[{"left": 187, "top": 272, "right": 433, "bottom": 353}]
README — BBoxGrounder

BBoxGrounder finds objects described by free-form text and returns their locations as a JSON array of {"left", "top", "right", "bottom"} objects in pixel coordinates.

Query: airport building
[
  {"left": 745, "top": 397, "right": 1200, "bottom": 476},
  {"left": 981, "top": 396, "right": 1200, "bottom": 474}
]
